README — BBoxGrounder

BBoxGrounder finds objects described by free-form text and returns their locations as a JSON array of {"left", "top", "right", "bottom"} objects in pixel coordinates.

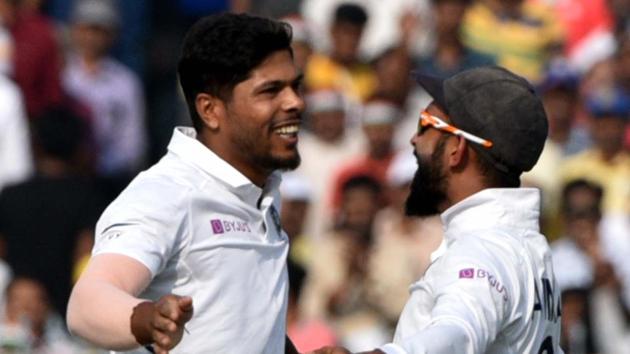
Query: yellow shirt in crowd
[
  {"left": 461, "top": 1, "right": 564, "bottom": 83},
  {"left": 305, "top": 53, "right": 378, "bottom": 103},
  {"left": 560, "top": 149, "right": 630, "bottom": 214}
]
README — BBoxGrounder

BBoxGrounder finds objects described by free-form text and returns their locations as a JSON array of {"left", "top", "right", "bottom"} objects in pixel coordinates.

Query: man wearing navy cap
[
  {"left": 311, "top": 66, "right": 563, "bottom": 354},
  {"left": 560, "top": 88, "right": 630, "bottom": 216}
]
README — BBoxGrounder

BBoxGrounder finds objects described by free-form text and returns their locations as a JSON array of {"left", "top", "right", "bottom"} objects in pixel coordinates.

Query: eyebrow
[{"left": 254, "top": 73, "right": 304, "bottom": 93}]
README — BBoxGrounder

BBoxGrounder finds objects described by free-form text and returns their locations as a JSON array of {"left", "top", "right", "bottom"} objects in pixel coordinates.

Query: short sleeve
[{"left": 92, "top": 176, "right": 190, "bottom": 276}]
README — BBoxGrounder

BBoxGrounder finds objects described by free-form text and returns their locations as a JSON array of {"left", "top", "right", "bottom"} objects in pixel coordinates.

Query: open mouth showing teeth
[{"left": 274, "top": 124, "right": 299, "bottom": 136}]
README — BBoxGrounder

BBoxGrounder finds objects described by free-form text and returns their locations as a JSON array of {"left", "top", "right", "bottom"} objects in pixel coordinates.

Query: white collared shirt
[
  {"left": 63, "top": 54, "right": 146, "bottom": 175},
  {"left": 92, "top": 127, "right": 289, "bottom": 354},
  {"left": 0, "top": 74, "right": 32, "bottom": 192},
  {"left": 380, "top": 188, "right": 563, "bottom": 354}
]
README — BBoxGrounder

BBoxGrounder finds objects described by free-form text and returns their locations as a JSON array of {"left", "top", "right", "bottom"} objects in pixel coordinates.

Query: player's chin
[{"left": 270, "top": 150, "right": 301, "bottom": 171}]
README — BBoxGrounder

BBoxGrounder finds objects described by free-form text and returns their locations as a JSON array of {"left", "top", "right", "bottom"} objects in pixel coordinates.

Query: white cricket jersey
[
  {"left": 92, "top": 127, "right": 289, "bottom": 354},
  {"left": 380, "top": 188, "right": 563, "bottom": 354}
]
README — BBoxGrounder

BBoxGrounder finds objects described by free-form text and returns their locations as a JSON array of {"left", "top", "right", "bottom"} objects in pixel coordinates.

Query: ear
[
  {"left": 447, "top": 136, "right": 468, "bottom": 168},
  {"left": 195, "top": 93, "right": 225, "bottom": 130}
]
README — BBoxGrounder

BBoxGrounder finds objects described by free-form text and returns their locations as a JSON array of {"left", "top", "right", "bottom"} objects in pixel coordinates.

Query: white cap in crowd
[
  {"left": 361, "top": 100, "right": 400, "bottom": 126},
  {"left": 280, "top": 172, "right": 312, "bottom": 202},
  {"left": 386, "top": 149, "right": 417, "bottom": 187},
  {"left": 305, "top": 89, "right": 346, "bottom": 114},
  {"left": 281, "top": 15, "right": 311, "bottom": 44},
  {"left": 72, "top": 0, "right": 120, "bottom": 29}
]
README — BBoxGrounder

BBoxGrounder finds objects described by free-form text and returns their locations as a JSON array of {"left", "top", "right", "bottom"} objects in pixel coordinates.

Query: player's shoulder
[
  {"left": 99, "top": 164, "right": 195, "bottom": 225},
  {"left": 438, "top": 239, "right": 504, "bottom": 275},
  {"left": 448, "top": 228, "right": 523, "bottom": 263},
  {"left": 429, "top": 230, "right": 527, "bottom": 285}
]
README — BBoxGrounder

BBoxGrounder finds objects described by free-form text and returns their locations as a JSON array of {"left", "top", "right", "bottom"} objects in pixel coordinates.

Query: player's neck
[
  {"left": 444, "top": 170, "right": 487, "bottom": 211},
  {"left": 198, "top": 131, "right": 270, "bottom": 188}
]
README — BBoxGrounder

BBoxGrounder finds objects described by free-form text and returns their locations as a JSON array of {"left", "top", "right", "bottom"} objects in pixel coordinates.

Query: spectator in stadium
[
  {"left": 616, "top": 34, "right": 630, "bottom": 100},
  {"left": 551, "top": 179, "right": 630, "bottom": 354},
  {"left": 367, "top": 150, "right": 443, "bottom": 326},
  {"left": 67, "top": 13, "right": 304, "bottom": 353},
  {"left": 0, "top": 25, "right": 32, "bottom": 192},
  {"left": 296, "top": 88, "right": 365, "bottom": 240},
  {"left": 609, "top": 0, "right": 630, "bottom": 38},
  {"left": 560, "top": 87, "right": 630, "bottom": 215},
  {"left": 63, "top": 0, "right": 147, "bottom": 185},
  {"left": 547, "top": 0, "right": 616, "bottom": 74},
  {"left": 305, "top": 2, "right": 377, "bottom": 103},
  {"left": 552, "top": 180, "right": 609, "bottom": 298},
  {"left": 0, "top": 105, "right": 105, "bottom": 317},
  {"left": 330, "top": 98, "right": 400, "bottom": 212},
  {"left": 282, "top": 15, "right": 314, "bottom": 72},
  {"left": 372, "top": 46, "right": 413, "bottom": 108},
  {"left": 280, "top": 172, "right": 314, "bottom": 268},
  {"left": 0, "top": 0, "right": 63, "bottom": 119},
  {"left": 460, "top": 0, "right": 564, "bottom": 83},
  {"left": 522, "top": 66, "right": 589, "bottom": 237},
  {"left": 416, "top": 0, "right": 494, "bottom": 79},
  {"left": 0, "top": 276, "right": 79, "bottom": 353},
  {"left": 287, "top": 257, "right": 338, "bottom": 353},
  {"left": 613, "top": 33, "right": 630, "bottom": 147},
  {"left": 301, "top": 175, "right": 389, "bottom": 352}
]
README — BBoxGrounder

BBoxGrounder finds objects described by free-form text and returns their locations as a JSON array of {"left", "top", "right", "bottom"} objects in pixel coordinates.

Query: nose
[
  {"left": 410, "top": 132, "right": 419, "bottom": 147},
  {"left": 282, "top": 86, "right": 305, "bottom": 114}
]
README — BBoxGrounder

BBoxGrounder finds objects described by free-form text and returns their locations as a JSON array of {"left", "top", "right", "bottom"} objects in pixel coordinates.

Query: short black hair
[
  {"left": 341, "top": 174, "right": 382, "bottom": 196},
  {"left": 334, "top": 3, "right": 368, "bottom": 26},
  {"left": 475, "top": 150, "right": 520, "bottom": 188},
  {"left": 33, "top": 105, "right": 85, "bottom": 162},
  {"left": 177, "top": 13, "right": 293, "bottom": 131},
  {"left": 561, "top": 179, "right": 603, "bottom": 218}
]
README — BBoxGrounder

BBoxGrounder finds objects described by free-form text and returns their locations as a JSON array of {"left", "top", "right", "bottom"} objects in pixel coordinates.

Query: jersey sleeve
[
  {"left": 383, "top": 242, "right": 515, "bottom": 354},
  {"left": 92, "top": 176, "right": 190, "bottom": 277}
]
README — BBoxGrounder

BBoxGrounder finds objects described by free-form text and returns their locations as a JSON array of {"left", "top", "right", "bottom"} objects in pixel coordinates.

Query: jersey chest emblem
[{"left": 210, "top": 218, "right": 252, "bottom": 234}]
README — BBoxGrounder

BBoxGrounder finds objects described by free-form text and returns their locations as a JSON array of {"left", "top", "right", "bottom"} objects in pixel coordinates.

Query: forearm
[
  {"left": 380, "top": 320, "right": 474, "bottom": 354},
  {"left": 67, "top": 277, "right": 146, "bottom": 350}
]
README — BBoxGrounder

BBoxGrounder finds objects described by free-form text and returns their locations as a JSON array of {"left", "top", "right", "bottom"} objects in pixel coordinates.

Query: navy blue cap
[{"left": 586, "top": 88, "right": 630, "bottom": 119}]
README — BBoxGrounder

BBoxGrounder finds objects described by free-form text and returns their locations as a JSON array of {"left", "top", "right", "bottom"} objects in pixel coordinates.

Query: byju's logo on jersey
[
  {"left": 211, "top": 220, "right": 224, "bottom": 234},
  {"left": 210, "top": 219, "right": 252, "bottom": 235},
  {"left": 458, "top": 267, "right": 509, "bottom": 301},
  {"left": 459, "top": 268, "right": 475, "bottom": 278}
]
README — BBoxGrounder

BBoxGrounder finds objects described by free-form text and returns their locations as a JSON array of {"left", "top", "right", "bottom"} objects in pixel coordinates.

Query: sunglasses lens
[{"left": 417, "top": 118, "right": 429, "bottom": 135}]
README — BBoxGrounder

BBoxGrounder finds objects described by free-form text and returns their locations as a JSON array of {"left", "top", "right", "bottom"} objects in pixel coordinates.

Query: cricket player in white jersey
[
  {"left": 66, "top": 13, "right": 304, "bottom": 354},
  {"left": 312, "top": 66, "right": 563, "bottom": 354}
]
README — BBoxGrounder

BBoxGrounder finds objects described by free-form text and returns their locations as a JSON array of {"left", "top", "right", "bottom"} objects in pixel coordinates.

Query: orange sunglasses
[{"left": 418, "top": 111, "right": 493, "bottom": 148}]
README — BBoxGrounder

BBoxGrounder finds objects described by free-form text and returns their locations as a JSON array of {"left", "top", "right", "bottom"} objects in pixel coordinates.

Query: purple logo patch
[
  {"left": 459, "top": 268, "right": 475, "bottom": 279},
  {"left": 211, "top": 219, "right": 224, "bottom": 234}
]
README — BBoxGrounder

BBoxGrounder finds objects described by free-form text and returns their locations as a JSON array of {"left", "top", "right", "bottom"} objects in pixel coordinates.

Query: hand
[
  {"left": 307, "top": 346, "right": 352, "bottom": 354},
  {"left": 307, "top": 347, "right": 384, "bottom": 354},
  {"left": 130, "top": 294, "right": 194, "bottom": 354}
]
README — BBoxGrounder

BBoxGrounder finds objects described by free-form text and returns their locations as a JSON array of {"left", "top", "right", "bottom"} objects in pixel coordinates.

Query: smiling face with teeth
[{"left": 197, "top": 49, "right": 305, "bottom": 186}]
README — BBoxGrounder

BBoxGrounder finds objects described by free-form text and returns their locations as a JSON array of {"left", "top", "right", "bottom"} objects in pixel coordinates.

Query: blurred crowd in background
[{"left": 0, "top": 0, "right": 628, "bottom": 353}]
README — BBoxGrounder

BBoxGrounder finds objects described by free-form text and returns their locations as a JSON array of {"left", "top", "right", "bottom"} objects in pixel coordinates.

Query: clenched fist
[{"left": 130, "top": 294, "right": 194, "bottom": 354}]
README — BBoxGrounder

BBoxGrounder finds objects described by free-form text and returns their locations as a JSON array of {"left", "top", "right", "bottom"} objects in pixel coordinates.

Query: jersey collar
[
  {"left": 167, "top": 127, "right": 282, "bottom": 207},
  {"left": 440, "top": 188, "right": 541, "bottom": 242}
]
